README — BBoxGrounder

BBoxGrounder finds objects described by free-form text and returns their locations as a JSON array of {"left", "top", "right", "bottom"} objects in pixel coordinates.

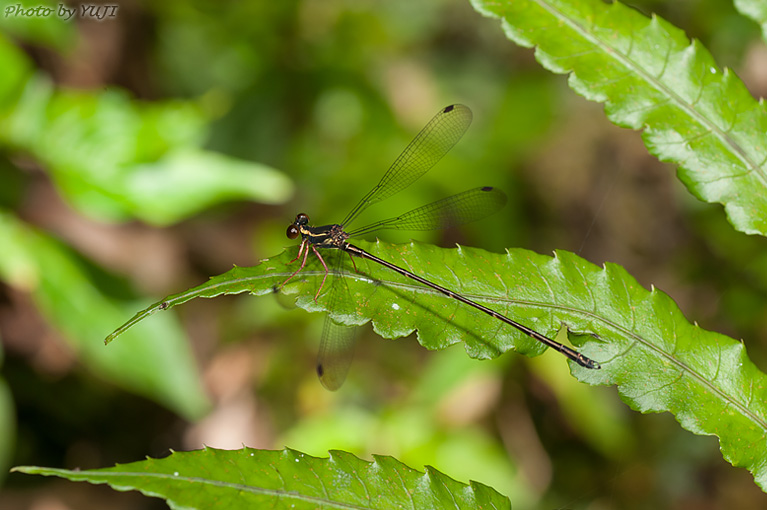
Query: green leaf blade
[
  {"left": 13, "top": 447, "right": 511, "bottom": 510},
  {"left": 472, "top": 0, "right": 767, "bottom": 235},
  {"left": 106, "top": 240, "right": 767, "bottom": 488}
]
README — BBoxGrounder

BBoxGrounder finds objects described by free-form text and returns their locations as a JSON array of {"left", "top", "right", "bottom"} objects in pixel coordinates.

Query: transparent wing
[
  {"left": 315, "top": 252, "right": 359, "bottom": 391},
  {"left": 316, "top": 314, "right": 358, "bottom": 391},
  {"left": 341, "top": 104, "right": 473, "bottom": 228},
  {"left": 348, "top": 186, "right": 507, "bottom": 237}
]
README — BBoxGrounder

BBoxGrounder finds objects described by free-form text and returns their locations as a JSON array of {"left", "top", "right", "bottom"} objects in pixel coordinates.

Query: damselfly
[{"left": 282, "top": 104, "right": 600, "bottom": 390}]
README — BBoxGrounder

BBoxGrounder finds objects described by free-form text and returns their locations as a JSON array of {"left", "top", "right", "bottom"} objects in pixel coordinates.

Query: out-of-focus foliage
[
  {"left": 0, "top": 0, "right": 291, "bottom": 417},
  {"left": 735, "top": 0, "right": 767, "bottom": 39},
  {"left": 2, "top": 0, "right": 767, "bottom": 508},
  {"left": 0, "top": 38, "right": 292, "bottom": 225},
  {"left": 0, "top": 212, "right": 209, "bottom": 419},
  {"left": 0, "top": 341, "right": 13, "bottom": 486}
]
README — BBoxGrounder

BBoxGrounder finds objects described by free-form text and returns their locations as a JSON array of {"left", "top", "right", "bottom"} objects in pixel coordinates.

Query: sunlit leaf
[
  {"left": 106, "top": 240, "right": 767, "bottom": 489},
  {"left": 12, "top": 447, "right": 511, "bottom": 509},
  {"left": 471, "top": 0, "right": 767, "bottom": 236}
]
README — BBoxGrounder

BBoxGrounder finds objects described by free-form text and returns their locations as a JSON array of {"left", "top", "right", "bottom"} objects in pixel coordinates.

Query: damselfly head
[{"left": 286, "top": 213, "right": 310, "bottom": 239}]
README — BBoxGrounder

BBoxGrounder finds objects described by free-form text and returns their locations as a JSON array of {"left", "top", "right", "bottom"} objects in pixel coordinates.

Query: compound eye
[
  {"left": 286, "top": 224, "right": 300, "bottom": 239},
  {"left": 296, "top": 213, "right": 309, "bottom": 225}
]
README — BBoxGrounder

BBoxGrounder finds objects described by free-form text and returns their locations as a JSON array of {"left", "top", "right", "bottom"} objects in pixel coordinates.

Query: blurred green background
[{"left": 1, "top": 0, "right": 767, "bottom": 508}]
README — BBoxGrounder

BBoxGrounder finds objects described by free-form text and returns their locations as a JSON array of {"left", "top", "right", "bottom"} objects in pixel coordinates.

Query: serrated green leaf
[
  {"left": 471, "top": 0, "right": 767, "bottom": 236},
  {"left": 106, "top": 240, "right": 767, "bottom": 490},
  {"left": 735, "top": 0, "right": 767, "bottom": 40},
  {"left": 12, "top": 447, "right": 511, "bottom": 509},
  {"left": 0, "top": 211, "right": 209, "bottom": 419}
]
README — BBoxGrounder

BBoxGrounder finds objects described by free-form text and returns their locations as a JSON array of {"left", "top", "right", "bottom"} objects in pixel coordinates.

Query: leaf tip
[{"left": 104, "top": 329, "right": 122, "bottom": 345}]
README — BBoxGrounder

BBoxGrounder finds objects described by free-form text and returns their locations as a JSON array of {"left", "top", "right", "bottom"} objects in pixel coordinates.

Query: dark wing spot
[
  {"left": 481, "top": 186, "right": 493, "bottom": 192},
  {"left": 443, "top": 105, "right": 455, "bottom": 113},
  {"left": 316, "top": 364, "right": 324, "bottom": 377}
]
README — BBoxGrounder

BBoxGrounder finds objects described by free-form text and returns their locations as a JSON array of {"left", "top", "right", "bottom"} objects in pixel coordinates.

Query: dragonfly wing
[
  {"left": 315, "top": 250, "right": 359, "bottom": 391},
  {"left": 348, "top": 186, "right": 507, "bottom": 237},
  {"left": 316, "top": 314, "right": 358, "bottom": 391},
  {"left": 341, "top": 104, "right": 473, "bottom": 227}
]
